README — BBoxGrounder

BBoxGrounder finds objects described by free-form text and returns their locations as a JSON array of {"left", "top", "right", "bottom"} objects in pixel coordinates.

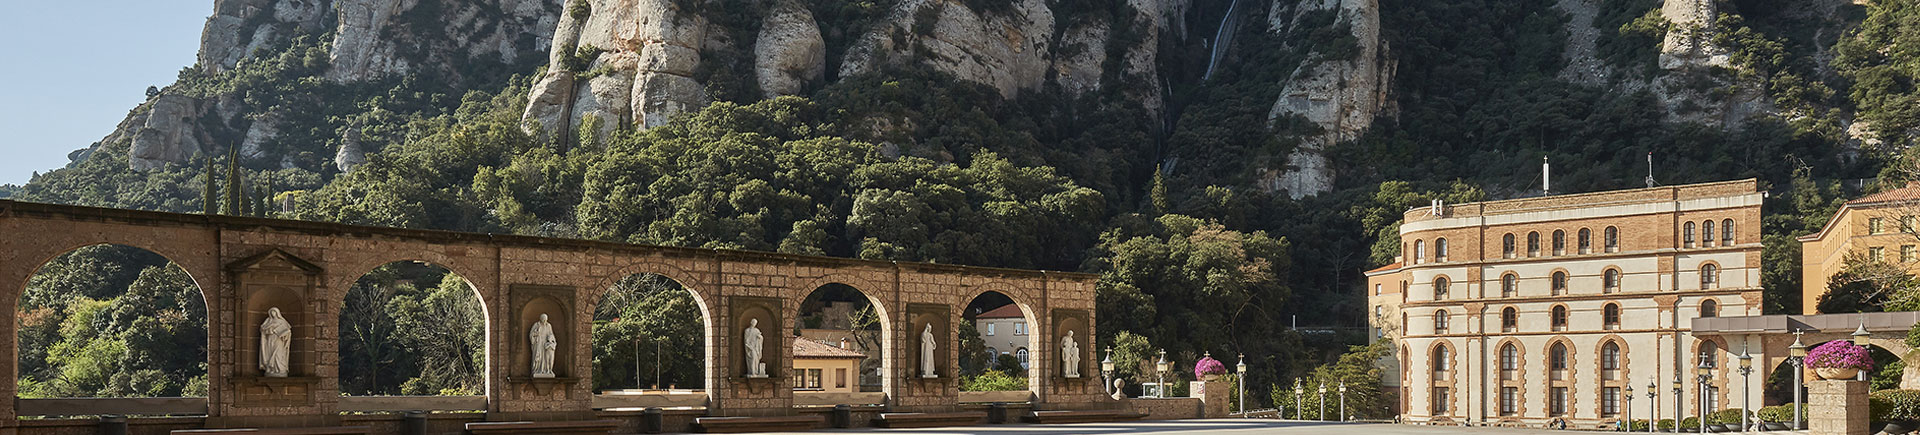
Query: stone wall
[
  {"left": 1124, "top": 397, "right": 1205, "bottom": 420},
  {"left": 1809, "top": 380, "right": 1867, "bottom": 435}
]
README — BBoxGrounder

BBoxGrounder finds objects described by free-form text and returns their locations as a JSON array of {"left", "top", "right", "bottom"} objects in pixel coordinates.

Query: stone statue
[
  {"left": 1111, "top": 378, "right": 1127, "bottom": 400},
  {"left": 920, "top": 324, "right": 937, "bottom": 378},
  {"left": 1061, "top": 330, "right": 1081, "bottom": 378},
  {"left": 744, "top": 318, "right": 767, "bottom": 377},
  {"left": 530, "top": 313, "right": 557, "bottom": 378},
  {"left": 259, "top": 307, "right": 291, "bottom": 377}
]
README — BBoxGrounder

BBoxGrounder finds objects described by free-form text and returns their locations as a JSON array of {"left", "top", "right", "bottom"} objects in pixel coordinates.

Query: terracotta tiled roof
[
  {"left": 1365, "top": 262, "right": 1402, "bottom": 274},
  {"left": 1848, "top": 181, "right": 1920, "bottom": 205},
  {"left": 792, "top": 337, "right": 866, "bottom": 359},
  {"left": 976, "top": 304, "right": 1024, "bottom": 319}
]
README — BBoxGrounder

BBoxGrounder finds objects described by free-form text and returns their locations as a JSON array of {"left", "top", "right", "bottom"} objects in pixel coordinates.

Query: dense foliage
[{"left": 17, "top": 245, "right": 206, "bottom": 398}]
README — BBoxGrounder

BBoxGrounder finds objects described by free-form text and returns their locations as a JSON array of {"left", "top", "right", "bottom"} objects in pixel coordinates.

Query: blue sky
[{"left": 0, "top": 1, "right": 208, "bottom": 185}]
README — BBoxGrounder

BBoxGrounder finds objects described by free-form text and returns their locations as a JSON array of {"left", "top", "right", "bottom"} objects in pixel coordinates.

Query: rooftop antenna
[
  {"left": 1542, "top": 155, "right": 1551, "bottom": 196},
  {"left": 1645, "top": 152, "right": 1658, "bottom": 188}
]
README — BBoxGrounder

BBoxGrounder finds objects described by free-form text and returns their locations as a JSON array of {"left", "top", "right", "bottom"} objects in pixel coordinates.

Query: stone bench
[
  {"left": 873, "top": 411, "right": 986, "bottom": 428},
  {"left": 170, "top": 427, "right": 371, "bottom": 435},
  {"left": 693, "top": 415, "right": 823, "bottom": 433},
  {"left": 464, "top": 420, "right": 621, "bottom": 434},
  {"left": 1023, "top": 410, "right": 1146, "bottom": 424}
]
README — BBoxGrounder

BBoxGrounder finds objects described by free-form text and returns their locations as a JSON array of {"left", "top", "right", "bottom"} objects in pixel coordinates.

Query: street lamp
[
  {"left": 1790, "top": 331, "right": 1808, "bottom": 431},
  {"left": 1101, "top": 347, "right": 1115, "bottom": 396},
  {"left": 1737, "top": 349, "right": 1753, "bottom": 432},
  {"left": 1339, "top": 379, "right": 1348, "bottom": 422},
  {"left": 1854, "top": 320, "right": 1872, "bottom": 382},
  {"left": 1293, "top": 378, "right": 1304, "bottom": 420},
  {"left": 1671, "top": 376, "right": 1683, "bottom": 434},
  {"left": 1318, "top": 380, "right": 1328, "bottom": 421},
  {"left": 1696, "top": 352, "right": 1712, "bottom": 435},
  {"left": 1236, "top": 354, "right": 1247, "bottom": 416},
  {"left": 1156, "top": 350, "right": 1169, "bottom": 398},
  {"left": 1624, "top": 384, "right": 1635, "bottom": 432},
  {"left": 1646, "top": 380, "right": 1659, "bottom": 434}
]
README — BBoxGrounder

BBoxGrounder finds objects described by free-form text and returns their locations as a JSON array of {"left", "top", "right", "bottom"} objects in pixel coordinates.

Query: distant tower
[
  {"left": 1645, "top": 152, "right": 1658, "bottom": 188},
  {"left": 1542, "top": 155, "right": 1551, "bottom": 196}
]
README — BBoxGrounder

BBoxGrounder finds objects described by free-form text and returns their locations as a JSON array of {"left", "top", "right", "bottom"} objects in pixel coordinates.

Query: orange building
[{"left": 1797, "top": 182, "right": 1920, "bottom": 314}]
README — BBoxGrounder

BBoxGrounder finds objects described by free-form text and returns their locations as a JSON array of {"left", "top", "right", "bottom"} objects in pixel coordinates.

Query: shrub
[
  {"left": 1194, "top": 356, "right": 1226, "bottom": 378},
  {"left": 960, "top": 369, "right": 1028, "bottom": 392},
  {"left": 1630, "top": 419, "right": 1652, "bottom": 431},
  {"left": 1759, "top": 404, "right": 1807, "bottom": 423},
  {"left": 1658, "top": 418, "right": 1675, "bottom": 430},
  {"left": 1806, "top": 340, "right": 1875, "bottom": 370},
  {"left": 1680, "top": 416, "right": 1700, "bottom": 430},
  {"left": 1709, "top": 408, "right": 1749, "bottom": 426},
  {"left": 1871, "top": 389, "right": 1920, "bottom": 422}
]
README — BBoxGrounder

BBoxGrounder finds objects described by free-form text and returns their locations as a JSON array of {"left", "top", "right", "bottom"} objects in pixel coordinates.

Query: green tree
[{"left": 1088, "top": 214, "right": 1291, "bottom": 367}]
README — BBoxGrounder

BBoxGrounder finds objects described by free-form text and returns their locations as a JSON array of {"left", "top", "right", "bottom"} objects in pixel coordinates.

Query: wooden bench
[
  {"left": 693, "top": 415, "right": 822, "bottom": 433},
  {"left": 171, "top": 427, "right": 371, "bottom": 435},
  {"left": 1023, "top": 410, "right": 1146, "bottom": 424},
  {"left": 464, "top": 420, "right": 621, "bottom": 434},
  {"left": 873, "top": 411, "right": 986, "bottom": 428}
]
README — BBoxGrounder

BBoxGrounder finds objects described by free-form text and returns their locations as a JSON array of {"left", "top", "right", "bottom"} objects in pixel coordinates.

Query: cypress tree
[
  {"left": 202, "top": 155, "right": 218, "bottom": 215},
  {"left": 224, "top": 148, "right": 245, "bottom": 215},
  {"left": 1150, "top": 167, "right": 1170, "bottom": 215}
]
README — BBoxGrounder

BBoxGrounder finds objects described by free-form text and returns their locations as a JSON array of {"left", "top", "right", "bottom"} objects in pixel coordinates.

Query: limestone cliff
[{"left": 1263, "top": 0, "right": 1393, "bottom": 199}]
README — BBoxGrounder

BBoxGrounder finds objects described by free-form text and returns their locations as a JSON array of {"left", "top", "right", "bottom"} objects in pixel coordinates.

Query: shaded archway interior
[
  {"left": 336, "top": 261, "right": 486, "bottom": 397},
  {"left": 961, "top": 290, "right": 1035, "bottom": 391},
  {"left": 15, "top": 244, "right": 209, "bottom": 399},
  {"left": 591, "top": 273, "right": 707, "bottom": 391},
  {"left": 794, "top": 283, "right": 883, "bottom": 393}
]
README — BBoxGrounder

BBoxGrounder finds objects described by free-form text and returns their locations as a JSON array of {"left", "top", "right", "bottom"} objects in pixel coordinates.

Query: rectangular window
[
  {"left": 1905, "top": 245, "right": 1916, "bottom": 263},
  {"left": 987, "top": 323, "right": 995, "bottom": 336},
  {"left": 1872, "top": 217, "right": 1886, "bottom": 234},
  {"left": 1015, "top": 322, "right": 1027, "bottom": 335},
  {"left": 1432, "top": 387, "right": 1450, "bottom": 414},
  {"left": 806, "top": 369, "right": 823, "bottom": 389},
  {"left": 1706, "top": 387, "right": 1720, "bottom": 413},
  {"left": 1905, "top": 216, "right": 1917, "bottom": 233},
  {"left": 1375, "top": 284, "right": 1382, "bottom": 295},
  {"left": 836, "top": 368, "right": 847, "bottom": 388},
  {"left": 1603, "top": 387, "right": 1621, "bottom": 417},
  {"left": 1872, "top": 246, "right": 1887, "bottom": 262},
  {"left": 1551, "top": 387, "right": 1569, "bottom": 416},
  {"left": 1500, "top": 387, "right": 1517, "bottom": 416}
]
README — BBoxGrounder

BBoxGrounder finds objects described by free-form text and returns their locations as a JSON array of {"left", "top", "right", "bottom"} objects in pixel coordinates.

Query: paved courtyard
[{"left": 755, "top": 420, "right": 1806, "bottom": 434}]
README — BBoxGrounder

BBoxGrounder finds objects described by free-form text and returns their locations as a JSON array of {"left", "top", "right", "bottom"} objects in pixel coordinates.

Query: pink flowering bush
[
  {"left": 1806, "top": 341, "right": 1874, "bottom": 370},
  {"left": 1194, "top": 356, "right": 1226, "bottom": 377}
]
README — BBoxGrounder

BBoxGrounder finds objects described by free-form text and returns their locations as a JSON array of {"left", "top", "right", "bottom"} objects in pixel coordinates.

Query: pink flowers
[
  {"left": 1806, "top": 341, "right": 1874, "bottom": 371},
  {"left": 1194, "top": 356, "right": 1227, "bottom": 377}
]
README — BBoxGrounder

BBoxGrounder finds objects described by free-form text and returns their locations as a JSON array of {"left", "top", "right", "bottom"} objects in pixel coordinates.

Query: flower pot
[
  {"left": 1763, "top": 422, "right": 1788, "bottom": 431},
  {"left": 1815, "top": 367, "right": 1860, "bottom": 380},
  {"left": 1202, "top": 374, "right": 1221, "bottom": 381},
  {"left": 1714, "top": 423, "right": 1734, "bottom": 432},
  {"left": 1887, "top": 421, "right": 1918, "bottom": 434}
]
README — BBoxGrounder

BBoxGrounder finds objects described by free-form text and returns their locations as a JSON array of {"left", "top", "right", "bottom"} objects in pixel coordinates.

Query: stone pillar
[
  {"left": 1191, "top": 379, "right": 1231, "bottom": 418},
  {"left": 1809, "top": 380, "right": 1868, "bottom": 435}
]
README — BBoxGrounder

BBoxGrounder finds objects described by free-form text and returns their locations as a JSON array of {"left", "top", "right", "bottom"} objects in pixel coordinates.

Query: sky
[{"left": 0, "top": 1, "right": 209, "bottom": 185}]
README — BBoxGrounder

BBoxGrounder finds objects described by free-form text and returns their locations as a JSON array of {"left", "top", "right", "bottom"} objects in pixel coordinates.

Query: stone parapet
[{"left": 1809, "top": 380, "right": 1867, "bottom": 435}]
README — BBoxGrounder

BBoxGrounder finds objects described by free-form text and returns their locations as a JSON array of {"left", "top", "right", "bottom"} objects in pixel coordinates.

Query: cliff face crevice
[{"left": 1262, "top": 0, "right": 1393, "bottom": 199}]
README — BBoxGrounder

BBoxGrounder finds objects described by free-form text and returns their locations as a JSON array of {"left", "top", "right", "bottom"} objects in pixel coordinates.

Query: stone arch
[
  {"left": 1690, "top": 335, "right": 1733, "bottom": 413},
  {"left": 326, "top": 248, "right": 493, "bottom": 308},
  {"left": 1593, "top": 334, "right": 1632, "bottom": 420},
  {"left": 11, "top": 243, "right": 213, "bottom": 400},
  {"left": 333, "top": 256, "right": 492, "bottom": 397},
  {"left": 1494, "top": 337, "right": 1530, "bottom": 420},
  {"left": 5, "top": 237, "right": 218, "bottom": 315},
  {"left": 1543, "top": 336, "right": 1579, "bottom": 418},
  {"left": 789, "top": 275, "right": 895, "bottom": 396},
  {"left": 587, "top": 266, "right": 716, "bottom": 395},
  {"left": 960, "top": 282, "right": 1042, "bottom": 391}
]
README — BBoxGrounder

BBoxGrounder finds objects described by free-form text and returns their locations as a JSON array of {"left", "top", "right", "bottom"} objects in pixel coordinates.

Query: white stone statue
[
  {"left": 744, "top": 318, "right": 767, "bottom": 377},
  {"left": 1111, "top": 378, "right": 1127, "bottom": 400},
  {"left": 920, "top": 324, "right": 937, "bottom": 378},
  {"left": 259, "top": 307, "right": 291, "bottom": 377},
  {"left": 1061, "top": 330, "right": 1081, "bottom": 378},
  {"left": 530, "top": 313, "right": 557, "bottom": 378}
]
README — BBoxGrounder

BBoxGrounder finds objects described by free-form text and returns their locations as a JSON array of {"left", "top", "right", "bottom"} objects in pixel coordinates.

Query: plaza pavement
[{"left": 750, "top": 419, "right": 1814, "bottom": 434}]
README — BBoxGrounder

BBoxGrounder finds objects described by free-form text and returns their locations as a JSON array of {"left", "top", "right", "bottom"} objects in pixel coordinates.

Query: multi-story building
[
  {"left": 1366, "top": 179, "right": 1765, "bottom": 427},
  {"left": 1798, "top": 182, "right": 1920, "bottom": 314},
  {"left": 791, "top": 337, "right": 866, "bottom": 393},
  {"left": 973, "top": 304, "right": 1032, "bottom": 369}
]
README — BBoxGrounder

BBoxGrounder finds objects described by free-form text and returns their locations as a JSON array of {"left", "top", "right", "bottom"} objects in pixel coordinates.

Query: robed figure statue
[
  {"left": 530, "top": 313, "right": 557, "bottom": 378},
  {"left": 260, "top": 307, "right": 291, "bottom": 377},
  {"left": 920, "top": 324, "right": 937, "bottom": 377},
  {"left": 744, "top": 319, "right": 767, "bottom": 377},
  {"left": 1061, "top": 330, "right": 1081, "bottom": 378}
]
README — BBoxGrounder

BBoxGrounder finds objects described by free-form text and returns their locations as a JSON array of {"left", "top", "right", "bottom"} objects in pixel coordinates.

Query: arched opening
[
  {"left": 794, "top": 283, "right": 885, "bottom": 397},
  {"left": 591, "top": 273, "right": 708, "bottom": 404},
  {"left": 961, "top": 291, "right": 1033, "bottom": 393},
  {"left": 16, "top": 244, "right": 208, "bottom": 403},
  {"left": 337, "top": 261, "right": 486, "bottom": 397}
]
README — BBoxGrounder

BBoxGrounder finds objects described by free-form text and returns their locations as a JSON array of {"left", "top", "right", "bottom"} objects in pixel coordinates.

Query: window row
[
  {"left": 1436, "top": 299, "right": 1720, "bottom": 334},
  {"left": 1681, "top": 219, "right": 1738, "bottom": 248},
  {"left": 1866, "top": 216, "right": 1918, "bottom": 236},
  {"left": 1866, "top": 244, "right": 1920, "bottom": 264},
  {"left": 1431, "top": 264, "right": 1720, "bottom": 301},
  {"left": 1441, "top": 340, "right": 1726, "bottom": 418},
  {"left": 1500, "top": 227, "right": 1620, "bottom": 260}
]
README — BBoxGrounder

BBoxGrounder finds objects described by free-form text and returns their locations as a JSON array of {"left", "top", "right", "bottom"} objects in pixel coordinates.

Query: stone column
[
  {"left": 1809, "top": 380, "right": 1867, "bottom": 435},
  {"left": 1191, "top": 379, "right": 1231, "bottom": 418}
]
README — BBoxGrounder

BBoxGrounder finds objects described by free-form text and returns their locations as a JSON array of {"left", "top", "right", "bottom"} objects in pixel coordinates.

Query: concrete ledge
[
  {"left": 592, "top": 391, "right": 709, "bottom": 409},
  {"left": 958, "top": 390, "right": 1032, "bottom": 403},
  {"left": 693, "top": 415, "right": 823, "bottom": 433},
  {"left": 1023, "top": 410, "right": 1146, "bottom": 424},
  {"left": 17, "top": 397, "right": 209, "bottom": 416},
  {"left": 170, "top": 427, "right": 370, "bottom": 435},
  {"left": 873, "top": 411, "right": 987, "bottom": 428},
  {"left": 336, "top": 396, "right": 486, "bottom": 413},
  {"left": 792, "top": 391, "right": 885, "bottom": 407},
  {"left": 464, "top": 420, "right": 619, "bottom": 434}
]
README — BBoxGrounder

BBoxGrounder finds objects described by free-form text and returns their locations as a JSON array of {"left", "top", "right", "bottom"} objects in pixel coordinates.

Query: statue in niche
[
  {"left": 260, "top": 307, "right": 291, "bottom": 377},
  {"left": 1061, "top": 330, "right": 1081, "bottom": 378},
  {"left": 530, "top": 313, "right": 557, "bottom": 378},
  {"left": 920, "top": 323, "right": 937, "bottom": 378},
  {"left": 744, "top": 318, "right": 767, "bottom": 377}
]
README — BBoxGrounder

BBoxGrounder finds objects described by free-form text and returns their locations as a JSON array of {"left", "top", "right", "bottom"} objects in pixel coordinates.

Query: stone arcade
[{"left": 0, "top": 200, "right": 1110, "bottom": 433}]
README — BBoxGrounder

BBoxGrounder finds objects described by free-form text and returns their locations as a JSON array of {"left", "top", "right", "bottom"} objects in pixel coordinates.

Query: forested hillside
[{"left": 10, "top": 0, "right": 1919, "bottom": 405}]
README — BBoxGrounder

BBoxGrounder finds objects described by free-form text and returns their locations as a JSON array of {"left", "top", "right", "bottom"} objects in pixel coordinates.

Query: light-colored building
[
  {"left": 1368, "top": 179, "right": 1765, "bottom": 427},
  {"left": 1797, "top": 182, "right": 1920, "bottom": 314},
  {"left": 974, "top": 304, "right": 1032, "bottom": 369},
  {"left": 792, "top": 337, "right": 865, "bottom": 393}
]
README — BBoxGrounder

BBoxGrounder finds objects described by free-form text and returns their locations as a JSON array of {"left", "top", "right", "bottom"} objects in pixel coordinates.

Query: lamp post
[
  {"left": 1671, "top": 376, "right": 1683, "bottom": 434},
  {"left": 1854, "top": 320, "right": 1872, "bottom": 382},
  {"left": 1339, "top": 380, "right": 1348, "bottom": 422},
  {"left": 1101, "top": 347, "right": 1115, "bottom": 396},
  {"left": 1313, "top": 381, "right": 1328, "bottom": 421},
  {"left": 1737, "top": 349, "right": 1752, "bottom": 432},
  {"left": 1236, "top": 354, "right": 1247, "bottom": 415},
  {"left": 1696, "top": 351, "right": 1712, "bottom": 435},
  {"left": 1790, "top": 331, "right": 1808, "bottom": 431},
  {"left": 1646, "top": 380, "right": 1658, "bottom": 434},
  {"left": 1624, "top": 384, "right": 1635, "bottom": 432},
  {"left": 1294, "top": 378, "right": 1304, "bottom": 420},
  {"left": 1156, "top": 350, "right": 1169, "bottom": 398}
]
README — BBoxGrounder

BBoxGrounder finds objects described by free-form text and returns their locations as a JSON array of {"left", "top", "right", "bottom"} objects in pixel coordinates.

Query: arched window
[
  {"left": 1016, "top": 348, "right": 1030, "bottom": 369},
  {"left": 1500, "top": 344, "right": 1518, "bottom": 380},
  {"left": 1701, "top": 263, "right": 1718, "bottom": 289},
  {"left": 1605, "top": 226, "right": 1620, "bottom": 252},
  {"left": 1434, "top": 276, "right": 1450, "bottom": 300},
  {"left": 1684, "top": 221, "right": 1697, "bottom": 248},
  {"left": 1578, "top": 228, "right": 1592, "bottom": 254},
  {"left": 1502, "top": 273, "right": 1519, "bottom": 297},
  {"left": 1434, "top": 346, "right": 1452, "bottom": 375},
  {"left": 1603, "top": 303, "right": 1621, "bottom": 329},
  {"left": 1502, "top": 307, "right": 1519, "bottom": 332},
  {"left": 1436, "top": 238, "right": 1450, "bottom": 262},
  {"left": 1504, "top": 234, "right": 1517, "bottom": 259},
  {"left": 1602, "top": 342, "right": 1621, "bottom": 380},
  {"left": 1528, "top": 232, "right": 1542, "bottom": 257},
  {"left": 1603, "top": 269, "right": 1621, "bottom": 293},
  {"left": 1700, "top": 341, "right": 1718, "bottom": 369},
  {"left": 1415, "top": 240, "right": 1427, "bottom": 264},
  {"left": 1550, "top": 342, "right": 1569, "bottom": 372},
  {"left": 1552, "top": 230, "right": 1567, "bottom": 255},
  {"left": 1551, "top": 306, "right": 1569, "bottom": 331},
  {"left": 1722, "top": 219, "right": 1735, "bottom": 243},
  {"left": 1703, "top": 220, "right": 1716, "bottom": 246},
  {"left": 1434, "top": 310, "right": 1450, "bottom": 333},
  {"left": 1701, "top": 299, "right": 1719, "bottom": 318},
  {"left": 1551, "top": 271, "right": 1568, "bottom": 295}
]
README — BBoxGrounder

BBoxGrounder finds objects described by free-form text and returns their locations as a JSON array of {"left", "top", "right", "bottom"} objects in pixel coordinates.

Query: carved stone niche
[
  {"left": 507, "top": 284, "right": 578, "bottom": 398},
  {"left": 226, "top": 249, "right": 323, "bottom": 406},
  {"left": 727, "top": 296, "right": 783, "bottom": 386},
  {"left": 907, "top": 303, "right": 950, "bottom": 382},
  {"left": 1051, "top": 309, "right": 1092, "bottom": 382}
]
